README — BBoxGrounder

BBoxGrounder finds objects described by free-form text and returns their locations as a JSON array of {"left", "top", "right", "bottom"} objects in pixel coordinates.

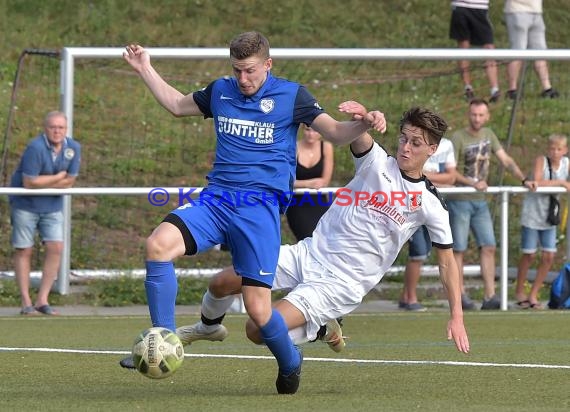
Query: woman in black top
[{"left": 286, "top": 124, "right": 334, "bottom": 241}]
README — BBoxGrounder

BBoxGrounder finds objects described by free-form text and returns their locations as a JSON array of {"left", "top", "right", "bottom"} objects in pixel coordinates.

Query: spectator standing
[
  {"left": 447, "top": 99, "right": 535, "bottom": 310},
  {"left": 515, "top": 134, "right": 569, "bottom": 309},
  {"left": 504, "top": 0, "right": 559, "bottom": 99},
  {"left": 9, "top": 111, "right": 81, "bottom": 316},
  {"left": 399, "top": 137, "right": 457, "bottom": 311},
  {"left": 286, "top": 124, "right": 334, "bottom": 241},
  {"left": 449, "top": 0, "right": 501, "bottom": 102}
]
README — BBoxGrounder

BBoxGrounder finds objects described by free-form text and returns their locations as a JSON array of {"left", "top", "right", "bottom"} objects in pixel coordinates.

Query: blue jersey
[
  {"left": 10, "top": 134, "right": 81, "bottom": 213},
  {"left": 193, "top": 73, "right": 324, "bottom": 205}
]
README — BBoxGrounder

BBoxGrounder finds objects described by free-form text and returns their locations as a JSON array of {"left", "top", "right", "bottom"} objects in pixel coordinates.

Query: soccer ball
[{"left": 131, "top": 327, "right": 184, "bottom": 379}]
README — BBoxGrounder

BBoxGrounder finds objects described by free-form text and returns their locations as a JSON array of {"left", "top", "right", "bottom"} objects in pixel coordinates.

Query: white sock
[
  {"left": 288, "top": 325, "right": 309, "bottom": 345},
  {"left": 200, "top": 290, "right": 234, "bottom": 331}
]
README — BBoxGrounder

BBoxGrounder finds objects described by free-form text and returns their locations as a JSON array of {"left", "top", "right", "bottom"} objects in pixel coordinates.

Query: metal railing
[
  {"left": 5, "top": 46, "right": 570, "bottom": 311},
  {"left": 1, "top": 185, "right": 568, "bottom": 311}
]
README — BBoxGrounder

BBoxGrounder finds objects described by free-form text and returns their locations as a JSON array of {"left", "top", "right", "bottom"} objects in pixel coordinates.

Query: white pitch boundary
[{"left": 1, "top": 346, "right": 569, "bottom": 370}]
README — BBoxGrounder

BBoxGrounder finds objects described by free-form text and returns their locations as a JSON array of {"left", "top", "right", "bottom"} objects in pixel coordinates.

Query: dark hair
[
  {"left": 399, "top": 107, "right": 448, "bottom": 145},
  {"left": 229, "top": 31, "right": 270, "bottom": 60},
  {"left": 469, "top": 97, "right": 489, "bottom": 108}
]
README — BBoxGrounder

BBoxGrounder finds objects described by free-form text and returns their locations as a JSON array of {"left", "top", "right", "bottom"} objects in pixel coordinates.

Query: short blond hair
[{"left": 548, "top": 134, "right": 568, "bottom": 146}]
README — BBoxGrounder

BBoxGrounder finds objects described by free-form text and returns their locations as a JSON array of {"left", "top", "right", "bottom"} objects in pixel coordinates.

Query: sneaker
[
  {"left": 506, "top": 89, "right": 517, "bottom": 100},
  {"left": 276, "top": 349, "right": 303, "bottom": 394},
  {"left": 481, "top": 295, "right": 501, "bottom": 310},
  {"left": 119, "top": 355, "right": 136, "bottom": 370},
  {"left": 489, "top": 90, "right": 501, "bottom": 103},
  {"left": 464, "top": 87, "right": 475, "bottom": 101},
  {"left": 398, "top": 300, "right": 407, "bottom": 309},
  {"left": 541, "top": 88, "right": 559, "bottom": 99},
  {"left": 405, "top": 302, "right": 427, "bottom": 312},
  {"left": 320, "top": 318, "right": 346, "bottom": 353},
  {"left": 461, "top": 293, "right": 476, "bottom": 310},
  {"left": 175, "top": 322, "right": 228, "bottom": 346}
]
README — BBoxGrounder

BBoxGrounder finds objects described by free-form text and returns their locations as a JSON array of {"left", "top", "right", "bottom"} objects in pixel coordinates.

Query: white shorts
[{"left": 273, "top": 240, "right": 362, "bottom": 341}]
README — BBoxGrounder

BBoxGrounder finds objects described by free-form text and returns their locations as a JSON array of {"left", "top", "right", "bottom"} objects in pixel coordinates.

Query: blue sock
[
  {"left": 144, "top": 261, "right": 177, "bottom": 331},
  {"left": 259, "top": 309, "right": 300, "bottom": 374}
]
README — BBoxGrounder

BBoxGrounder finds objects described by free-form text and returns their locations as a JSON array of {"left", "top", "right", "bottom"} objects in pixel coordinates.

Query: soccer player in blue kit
[{"left": 120, "top": 32, "right": 386, "bottom": 394}]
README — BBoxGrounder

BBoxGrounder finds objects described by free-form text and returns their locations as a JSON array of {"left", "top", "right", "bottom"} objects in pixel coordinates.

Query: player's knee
[
  {"left": 245, "top": 319, "right": 263, "bottom": 344},
  {"left": 208, "top": 275, "right": 225, "bottom": 297},
  {"left": 208, "top": 275, "right": 233, "bottom": 298},
  {"left": 145, "top": 234, "right": 170, "bottom": 260},
  {"left": 209, "top": 267, "right": 242, "bottom": 298},
  {"left": 241, "top": 287, "right": 273, "bottom": 326},
  {"left": 244, "top": 302, "right": 273, "bottom": 328}
]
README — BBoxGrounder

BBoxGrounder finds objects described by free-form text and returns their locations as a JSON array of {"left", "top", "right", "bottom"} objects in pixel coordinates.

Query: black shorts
[{"left": 449, "top": 6, "right": 494, "bottom": 46}]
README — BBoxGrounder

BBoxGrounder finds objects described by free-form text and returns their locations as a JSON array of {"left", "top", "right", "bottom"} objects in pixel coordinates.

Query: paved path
[{"left": 0, "top": 300, "right": 415, "bottom": 317}]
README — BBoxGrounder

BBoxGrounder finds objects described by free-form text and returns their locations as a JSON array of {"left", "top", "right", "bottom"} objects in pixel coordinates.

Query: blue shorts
[
  {"left": 520, "top": 225, "right": 557, "bottom": 254},
  {"left": 447, "top": 199, "right": 496, "bottom": 252},
  {"left": 170, "top": 189, "right": 281, "bottom": 287},
  {"left": 10, "top": 208, "right": 63, "bottom": 248},
  {"left": 408, "top": 225, "right": 432, "bottom": 260}
]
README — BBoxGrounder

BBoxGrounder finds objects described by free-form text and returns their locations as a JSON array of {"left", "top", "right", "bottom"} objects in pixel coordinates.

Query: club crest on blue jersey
[{"left": 260, "top": 98, "right": 275, "bottom": 114}]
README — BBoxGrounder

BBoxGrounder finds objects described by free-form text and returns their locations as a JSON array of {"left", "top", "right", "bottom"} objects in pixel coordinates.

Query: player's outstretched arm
[
  {"left": 337, "top": 100, "right": 387, "bottom": 154},
  {"left": 435, "top": 247, "right": 470, "bottom": 354},
  {"left": 338, "top": 100, "right": 386, "bottom": 132},
  {"left": 311, "top": 101, "right": 386, "bottom": 146},
  {"left": 123, "top": 44, "right": 202, "bottom": 117}
]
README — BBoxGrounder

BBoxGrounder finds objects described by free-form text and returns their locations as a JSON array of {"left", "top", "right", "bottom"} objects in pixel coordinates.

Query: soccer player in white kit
[{"left": 177, "top": 102, "right": 470, "bottom": 355}]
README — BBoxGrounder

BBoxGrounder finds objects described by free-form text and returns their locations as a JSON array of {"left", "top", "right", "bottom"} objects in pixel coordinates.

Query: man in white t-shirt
[{"left": 121, "top": 103, "right": 470, "bottom": 381}]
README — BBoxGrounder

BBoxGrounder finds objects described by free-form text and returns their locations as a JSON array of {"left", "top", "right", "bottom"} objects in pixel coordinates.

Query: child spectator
[{"left": 515, "top": 134, "right": 570, "bottom": 309}]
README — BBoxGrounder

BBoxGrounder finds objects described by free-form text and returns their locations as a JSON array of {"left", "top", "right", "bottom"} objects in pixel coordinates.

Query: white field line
[{"left": 1, "top": 346, "right": 569, "bottom": 370}]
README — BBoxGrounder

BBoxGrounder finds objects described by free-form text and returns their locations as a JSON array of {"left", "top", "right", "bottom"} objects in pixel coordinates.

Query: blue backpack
[{"left": 548, "top": 263, "right": 570, "bottom": 309}]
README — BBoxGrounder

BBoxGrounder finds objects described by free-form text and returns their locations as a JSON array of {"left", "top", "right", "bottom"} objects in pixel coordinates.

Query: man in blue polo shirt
[
  {"left": 120, "top": 32, "right": 386, "bottom": 394},
  {"left": 9, "top": 111, "right": 81, "bottom": 316}
]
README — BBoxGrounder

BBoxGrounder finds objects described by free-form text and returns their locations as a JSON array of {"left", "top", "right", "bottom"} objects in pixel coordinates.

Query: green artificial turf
[{"left": 1, "top": 311, "right": 569, "bottom": 411}]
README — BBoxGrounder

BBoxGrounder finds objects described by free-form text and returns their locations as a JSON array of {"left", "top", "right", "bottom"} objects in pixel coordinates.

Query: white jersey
[
  {"left": 307, "top": 142, "right": 453, "bottom": 300},
  {"left": 422, "top": 137, "right": 456, "bottom": 174}
]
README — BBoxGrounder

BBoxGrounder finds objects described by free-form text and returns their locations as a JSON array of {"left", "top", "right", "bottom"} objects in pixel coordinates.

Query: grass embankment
[{"left": 0, "top": 1, "right": 569, "bottom": 295}]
